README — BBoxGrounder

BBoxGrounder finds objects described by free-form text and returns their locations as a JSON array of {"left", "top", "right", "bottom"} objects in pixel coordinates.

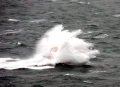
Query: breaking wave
[{"left": 0, "top": 25, "right": 99, "bottom": 70}]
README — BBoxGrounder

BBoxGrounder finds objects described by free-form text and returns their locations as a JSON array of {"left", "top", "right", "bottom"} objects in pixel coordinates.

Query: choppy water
[{"left": 0, "top": 0, "right": 120, "bottom": 87}]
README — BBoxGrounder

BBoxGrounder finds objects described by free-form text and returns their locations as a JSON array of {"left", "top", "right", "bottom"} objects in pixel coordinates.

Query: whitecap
[
  {"left": 83, "top": 80, "right": 93, "bottom": 84},
  {"left": 113, "top": 14, "right": 120, "bottom": 17},
  {"left": 94, "top": 12, "right": 99, "bottom": 15},
  {"left": 87, "top": 2, "right": 91, "bottom": 4},
  {"left": 70, "top": 0, "right": 90, "bottom": 5},
  {"left": 78, "top": 2, "right": 85, "bottom": 4},
  {"left": 90, "top": 70, "right": 107, "bottom": 73},
  {"left": 65, "top": 73, "right": 74, "bottom": 76},
  {"left": 8, "top": 19, "right": 20, "bottom": 22},
  {"left": 0, "top": 29, "right": 23, "bottom": 36},
  {"left": 29, "top": 19, "right": 47, "bottom": 23},
  {"left": 83, "top": 31, "right": 92, "bottom": 34},
  {"left": 94, "top": 34, "right": 109, "bottom": 39}
]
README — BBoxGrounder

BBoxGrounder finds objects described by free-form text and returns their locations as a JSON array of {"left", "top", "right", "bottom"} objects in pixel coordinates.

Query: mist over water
[{"left": 0, "top": 0, "right": 120, "bottom": 87}]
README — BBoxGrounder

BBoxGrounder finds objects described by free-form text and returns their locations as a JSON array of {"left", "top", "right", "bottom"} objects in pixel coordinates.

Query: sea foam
[{"left": 0, "top": 25, "right": 99, "bottom": 70}]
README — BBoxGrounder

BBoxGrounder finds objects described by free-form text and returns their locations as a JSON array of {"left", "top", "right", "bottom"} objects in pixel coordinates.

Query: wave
[
  {"left": 0, "top": 24, "right": 99, "bottom": 70},
  {"left": 8, "top": 19, "right": 20, "bottom": 22}
]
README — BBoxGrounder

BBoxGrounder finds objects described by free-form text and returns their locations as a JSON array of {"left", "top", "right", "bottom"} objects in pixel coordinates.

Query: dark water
[{"left": 0, "top": 0, "right": 120, "bottom": 87}]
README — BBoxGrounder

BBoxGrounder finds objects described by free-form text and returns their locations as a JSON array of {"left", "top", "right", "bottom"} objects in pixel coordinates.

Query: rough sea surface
[{"left": 0, "top": 0, "right": 120, "bottom": 87}]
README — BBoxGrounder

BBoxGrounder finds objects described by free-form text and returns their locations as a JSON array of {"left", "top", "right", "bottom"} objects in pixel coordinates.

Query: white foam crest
[
  {"left": 70, "top": 0, "right": 90, "bottom": 5},
  {"left": 0, "top": 24, "right": 99, "bottom": 70},
  {"left": 29, "top": 19, "right": 47, "bottom": 23},
  {"left": 0, "top": 29, "right": 23, "bottom": 36},
  {"left": 8, "top": 19, "right": 20, "bottom": 22},
  {"left": 113, "top": 14, "right": 120, "bottom": 17},
  {"left": 94, "top": 34, "right": 109, "bottom": 38}
]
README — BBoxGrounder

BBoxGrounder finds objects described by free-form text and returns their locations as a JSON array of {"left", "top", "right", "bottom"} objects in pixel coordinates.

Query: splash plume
[{"left": 0, "top": 25, "right": 99, "bottom": 70}]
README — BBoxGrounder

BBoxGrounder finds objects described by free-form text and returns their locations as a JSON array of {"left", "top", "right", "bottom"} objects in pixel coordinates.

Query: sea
[{"left": 0, "top": 0, "right": 120, "bottom": 87}]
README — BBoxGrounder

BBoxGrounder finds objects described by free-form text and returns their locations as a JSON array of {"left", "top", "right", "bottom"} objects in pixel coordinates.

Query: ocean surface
[{"left": 0, "top": 0, "right": 120, "bottom": 87}]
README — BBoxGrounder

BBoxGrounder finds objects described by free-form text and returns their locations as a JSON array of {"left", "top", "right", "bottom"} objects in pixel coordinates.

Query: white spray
[{"left": 0, "top": 25, "right": 99, "bottom": 70}]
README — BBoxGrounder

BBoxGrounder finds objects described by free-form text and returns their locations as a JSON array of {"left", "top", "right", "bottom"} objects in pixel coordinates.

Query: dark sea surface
[{"left": 0, "top": 0, "right": 120, "bottom": 87}]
